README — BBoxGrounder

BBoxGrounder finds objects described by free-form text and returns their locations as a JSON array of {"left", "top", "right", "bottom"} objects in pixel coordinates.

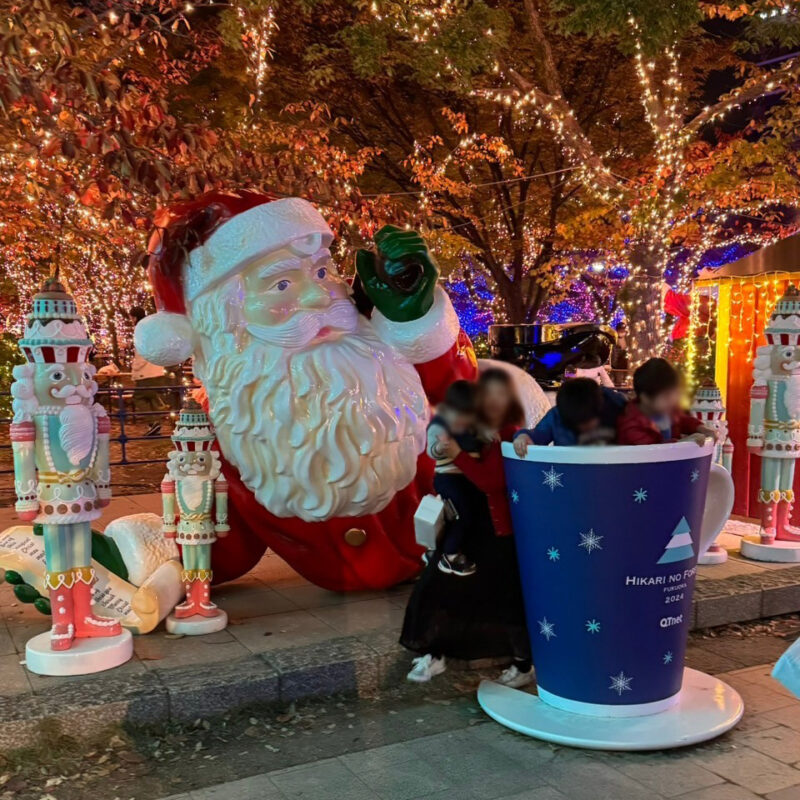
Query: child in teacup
[
  {"left": 513, "top": 378, "right": 626, "bottom": 456},
  {"left": 617, "top": 358, "right": 716, "bottom": 446}
]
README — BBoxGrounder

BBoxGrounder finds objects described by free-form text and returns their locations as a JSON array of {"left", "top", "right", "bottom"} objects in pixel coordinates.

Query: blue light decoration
[
  {"left": 445, "top": 273, "right": 495, "bottom": 338},
  {"left": 444, "top": 238, "right": 754, "bottom": 339}
]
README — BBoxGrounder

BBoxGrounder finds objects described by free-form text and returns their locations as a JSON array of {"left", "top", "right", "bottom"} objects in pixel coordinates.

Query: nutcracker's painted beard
[{"left": 189, "top": 286, "right": 429, "bottom": 522}]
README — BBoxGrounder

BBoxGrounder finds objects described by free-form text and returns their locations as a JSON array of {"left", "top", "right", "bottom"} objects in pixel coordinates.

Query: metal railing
[{"left": 0, "top": 385, "right": 191, "bottom": 475}]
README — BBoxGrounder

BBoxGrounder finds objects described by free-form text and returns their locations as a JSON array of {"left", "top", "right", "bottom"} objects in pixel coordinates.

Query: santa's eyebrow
[{"left": 258, "top": 257, "right": 302, "bottom": 281}]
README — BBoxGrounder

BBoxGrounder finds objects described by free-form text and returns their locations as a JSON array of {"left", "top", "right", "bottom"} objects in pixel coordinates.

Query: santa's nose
[{"left": 299, "top": 281, "right": 333, "bottom": 309}]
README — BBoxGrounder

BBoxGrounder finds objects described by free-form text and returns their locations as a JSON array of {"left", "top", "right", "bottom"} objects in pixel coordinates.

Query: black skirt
[{"left": 399, "top": 492, "right": 531, "bottom": 662}]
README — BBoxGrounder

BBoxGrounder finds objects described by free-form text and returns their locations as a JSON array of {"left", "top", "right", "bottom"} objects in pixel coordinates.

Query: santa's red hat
[{"left": 134, "top": 190, "right": 334, "bottom": 366}]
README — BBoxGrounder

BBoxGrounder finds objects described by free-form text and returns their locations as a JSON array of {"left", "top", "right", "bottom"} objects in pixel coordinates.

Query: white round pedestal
[
  {"left": 25, "top": 629, "right": 133, "bottom": 677},
  {"left": 477, "top": 668, "right": 743, "bottom": 751},
  {"left": 740, "top": 536, "right": 800, "bottom": 563},
  {"left": 698, "top": 545, "right": 729, "bottom": 565},
  {"left": 166, "top": 609, "right": 227, "bottom": 635}
]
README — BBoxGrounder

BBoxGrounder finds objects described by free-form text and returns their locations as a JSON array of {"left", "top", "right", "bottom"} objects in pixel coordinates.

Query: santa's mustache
[
  {"left": 246, "top": 300, "right": 358, "bottom": 348},
  {"left": 51, "top": 383, "right": 94, "bottom": 404}
]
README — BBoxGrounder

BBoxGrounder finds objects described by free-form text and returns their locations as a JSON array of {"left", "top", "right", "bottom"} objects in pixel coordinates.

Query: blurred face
[
  {"left": 34, "top": 363, "right": 95, "bottom": 407},
  {"left": 240, "top": 239, "right": 356, "bottom": 349},
  {"left": 643, "top": 386, "right": 681, "bottom": 417},
  {"left": 174, "top": 450, "right": 212, "bottom": 477},
  {"left": 577, "top": 417, "right": 600, "bottom": 434},
  {"left": 480, "top": 380, "right": 512, "bottom": 427},
  {"left": 771, "top": 344, "right": 800, "bottom": 376},
  {"left": 447, "top": 410, "right": 476, "bottom": 434}
]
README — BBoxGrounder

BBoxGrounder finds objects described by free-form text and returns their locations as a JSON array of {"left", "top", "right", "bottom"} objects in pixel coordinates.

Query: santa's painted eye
[
  {"left": 316, "top": 267, "right": 327, "bottom": 280},
  {"left": 276, "top": 280, "right": 290, "bottom": 291}
]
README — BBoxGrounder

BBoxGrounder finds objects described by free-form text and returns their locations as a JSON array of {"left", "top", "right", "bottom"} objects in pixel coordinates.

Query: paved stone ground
[
  {"left": 138, "top": 663, "right": 800, "bottom": 800},
  {"left": 4, "top": 496, "right": 800, "bottom": 749}
]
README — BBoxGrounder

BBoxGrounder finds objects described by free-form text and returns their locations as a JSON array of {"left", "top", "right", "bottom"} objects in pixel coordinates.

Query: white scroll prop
[{"left": 0, "top": 525, "right": 182, "bottom": 634}]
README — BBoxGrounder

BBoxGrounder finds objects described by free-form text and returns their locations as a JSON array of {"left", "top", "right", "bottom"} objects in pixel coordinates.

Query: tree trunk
[{"left": 625, "top": 244, "right": 664, "bottom": 365}]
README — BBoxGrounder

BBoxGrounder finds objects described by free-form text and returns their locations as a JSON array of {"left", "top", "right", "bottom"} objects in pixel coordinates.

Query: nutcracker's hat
[
  {"left": 134, "top": 190, "right": 333, "bottom": 367},
  {"left": 766, "top": 285, "right": 800, "bottom": 346},
  {"left": 18, "top": 273, "right": 93, "bottom": 364},
  {"left": 171, "top": 399, "right": 216, "bottom": 451},
  {"left": 690, "top": 380, "right": 724, "bottom": 421}
]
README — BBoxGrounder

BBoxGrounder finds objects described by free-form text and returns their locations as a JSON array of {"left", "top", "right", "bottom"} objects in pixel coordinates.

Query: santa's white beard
[
  {"left": 58, "top": 403, "right": 94, "bottom": 466},
  {"left": 193, "top": 315, "right": 429, "bottom": 522}
]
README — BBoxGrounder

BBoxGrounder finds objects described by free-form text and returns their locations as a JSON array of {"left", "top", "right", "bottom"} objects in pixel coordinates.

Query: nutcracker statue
[
  {"left": 161, "top": 402, "right": 229, "bottom": 633},
  {"left": 743, "top": 285, "right": 800, "bottom": 562},
  {"left": 9, "top": 274, "right": 132, "bottom": 674},
  {"left": 692, "top": 381, "right": 734, "bottom": 565}
]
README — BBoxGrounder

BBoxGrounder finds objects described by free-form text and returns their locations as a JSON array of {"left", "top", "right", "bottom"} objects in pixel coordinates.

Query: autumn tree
[
  {"left": 0, "top": 0, "right": 382, "bottom": 354},
  {"left": 222, "top": 0, "right": 800, "bottom": 350}
]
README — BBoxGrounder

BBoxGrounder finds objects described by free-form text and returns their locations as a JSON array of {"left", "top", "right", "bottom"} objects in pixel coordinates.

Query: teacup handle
[{"left": 698, "top": 463, "right": 735, "bottom": 557}]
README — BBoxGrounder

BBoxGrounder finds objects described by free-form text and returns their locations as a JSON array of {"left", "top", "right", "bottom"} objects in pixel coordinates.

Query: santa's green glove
[{"left": 355, "top": 226, "right": 439, "bottom": 322}]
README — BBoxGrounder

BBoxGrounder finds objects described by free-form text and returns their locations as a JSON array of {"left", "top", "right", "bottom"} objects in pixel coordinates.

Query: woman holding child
[{"left": 400, "top": 368, "right": 533, "bottom": 688}]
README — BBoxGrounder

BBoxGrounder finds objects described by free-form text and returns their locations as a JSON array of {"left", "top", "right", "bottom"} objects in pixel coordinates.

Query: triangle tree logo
[{"left": 657, "top": 517, "right": 695, "bottom": 564}]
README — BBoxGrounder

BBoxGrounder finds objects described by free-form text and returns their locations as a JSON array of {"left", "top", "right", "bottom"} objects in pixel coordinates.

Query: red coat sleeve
[
  {"left": 617, "top": 407, "right": 662, "bottom": 446},
  {"left": 676, "top": 412, "right": 702, "bottom": 436},
  {"left": 414, "top": 330, "right": 478, "bottom": 406}
]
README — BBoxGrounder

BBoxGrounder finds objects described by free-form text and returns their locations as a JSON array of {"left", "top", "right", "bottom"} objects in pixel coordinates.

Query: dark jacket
[{"left": 515, "top": 387, "right": 627, "bottom": 446}]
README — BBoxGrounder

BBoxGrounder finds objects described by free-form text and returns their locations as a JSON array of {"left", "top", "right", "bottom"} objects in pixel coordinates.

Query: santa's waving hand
[{"left": 135, "top": 192, "right": 481, "bottom": 591}]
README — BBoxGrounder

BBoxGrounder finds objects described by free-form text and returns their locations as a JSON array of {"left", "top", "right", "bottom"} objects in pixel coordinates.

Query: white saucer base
[
  {"left": 740, "top": 536, "right": 800, "bottom": 563},
  {"left": 25, "top": 629, "right": 133, "bottom": 676},
  {"left": 478, "top": 668, "right": 743, "bottom": 751},
  {"left": 698, "top": 545, "right": 729, "bottom": 565},
  {"left": 166, "top": 609, "right": 227, "bottom": 635}
]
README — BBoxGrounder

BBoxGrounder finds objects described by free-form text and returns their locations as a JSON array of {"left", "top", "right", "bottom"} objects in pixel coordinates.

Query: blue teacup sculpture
[{"left": 478, "top": 440, "right": 744, "bottom": 750}]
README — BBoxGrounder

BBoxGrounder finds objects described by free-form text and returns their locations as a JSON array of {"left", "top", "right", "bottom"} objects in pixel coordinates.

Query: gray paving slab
[
  {"left": 676, "top": 786, "right": 762, "bottom": 800},
  {"left": 533, "top": 753, "right": 663, "bottom": 800},
  {"left": 612, "top": 756, "right": 724, "bottom": 797},
  {"left": 190, "top": 774, "right": 286, "bottom": 800},
  {"left": 695, "top": 745, "right": 800, "bottom": 794},
  {"left": 270, "top": 759, "right": 379, "bottom": 800},
  {"left": 357, "top": 757, "right": 454, "bottom": 799}
]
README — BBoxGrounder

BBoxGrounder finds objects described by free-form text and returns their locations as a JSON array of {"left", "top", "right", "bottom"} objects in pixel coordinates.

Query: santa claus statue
[
  {"left": 749, "top": 285, "right": 800, "bottom": 544},
  {"left": 135, "top": 192, "right": 540, "bottom": 590}
]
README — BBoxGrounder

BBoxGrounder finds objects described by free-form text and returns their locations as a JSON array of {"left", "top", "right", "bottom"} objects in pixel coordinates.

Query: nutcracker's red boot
[
  {"left": 760, "top": 500, "right": 778, "bottom": 544},
  {"left": 174, "top": 571, "right": 198, "bottom": 618},
  {"left": 72, "top": 568, "right": 122, "bottom": 638},
  {"left": 776, "top": 501, "right": 800, "bottom": 542},
  {"left": 196, "top": 573, "right": 220, "bottom": 618},
  {"left": 47, "top": 571, "right": 75, "bottom": 651}
]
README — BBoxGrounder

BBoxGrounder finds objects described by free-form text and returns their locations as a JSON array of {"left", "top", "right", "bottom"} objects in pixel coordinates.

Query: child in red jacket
[{"left": 617, "top": 358, "right": 717, "bottom": 445}]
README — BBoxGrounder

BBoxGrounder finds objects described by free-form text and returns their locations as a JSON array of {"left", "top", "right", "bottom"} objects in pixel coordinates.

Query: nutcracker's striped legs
[
  {"left": 42, "top": 522, "right": 91, "bottom": 573},
  {"left": 758, "top": 459, "right": 800, "bottom": 542},
  {"left": 42, "top": 523, "right": 90, "bottom": 651},
  {"left": 174, "top": 545, "right": 218, "bottom": 618},
  {"left": 42, "top": 522, "right": 122, "bottom": 639},
  {"left": 193, "top": 544, "right": 218, "bottom": 617},
  {"left": 180, "top": 544, "right": 218, "bottom": 618},
  {"left": 174, "top": 543, "right": 198, "bottom": 618},
  {"left": 777, "top": 460, "right": 800, "bottom": 541}
]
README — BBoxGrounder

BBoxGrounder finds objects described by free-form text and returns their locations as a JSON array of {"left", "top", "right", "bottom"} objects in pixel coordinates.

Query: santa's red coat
[{"left": 211, "top": 329, "right": 478, "bottom": 590}]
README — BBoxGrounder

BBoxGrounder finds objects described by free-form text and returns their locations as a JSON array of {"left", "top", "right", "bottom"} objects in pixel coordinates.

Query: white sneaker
[
  {"left": 407, "top": 654, "right": 446, "bottom": 683},
  {"left": 497, "top": 664, "right": 533, "bottom": 689}
]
